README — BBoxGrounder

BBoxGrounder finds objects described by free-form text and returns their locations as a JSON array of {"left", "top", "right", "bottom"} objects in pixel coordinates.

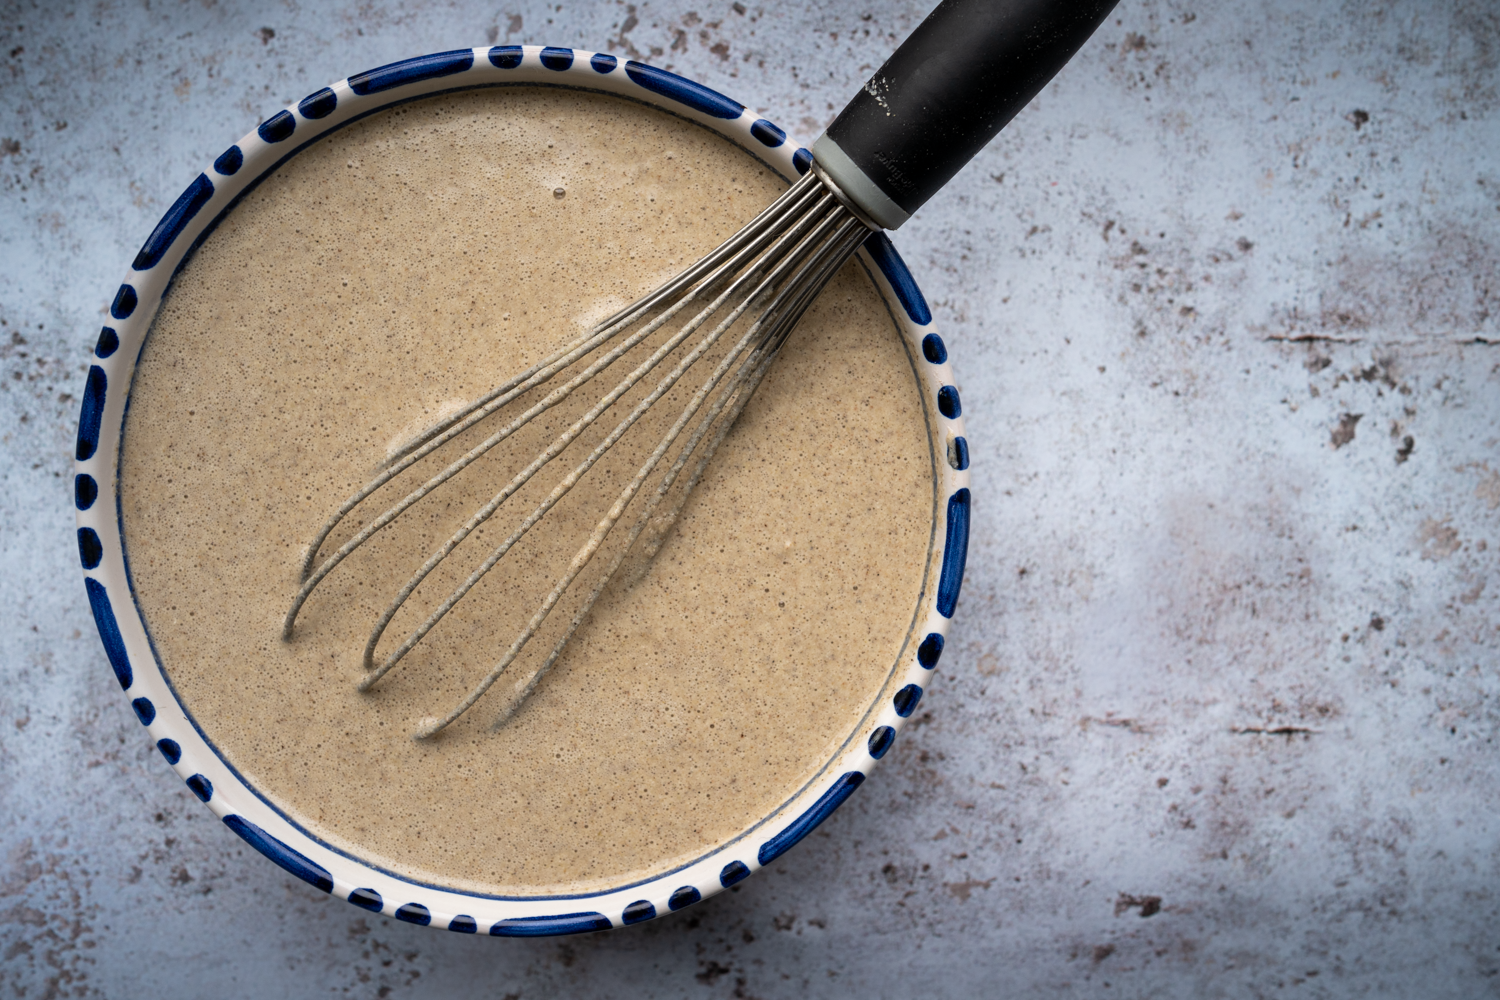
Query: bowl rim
[{"left": 72, "top": 43, "right": 971, "bottom": 936}]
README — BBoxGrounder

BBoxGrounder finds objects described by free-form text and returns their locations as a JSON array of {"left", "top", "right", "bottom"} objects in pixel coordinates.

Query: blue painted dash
[
  {"left": 186, "top": 774, "right": 213, "bottom": 802},
  {"left": 793, "top": 147, "right": 813, "bottom": 175},
  {"left": 893, "top": 684, "right": 923, "bottom": 718},
  {"left": 110, "top": 284, "right": 137, "bottom": 320},
  {"left": 447, "top": 914, "right": 477, "bottom": 933},
  {"left": 750, "top": 118, "right": 785, "bottom": 147},
  {"left": 540, "top": 46, "right": 574, "bottom": 70},
  {"left": 257, "top": 110, "right": 295, "bottom": 143},
  {"left": 719, "top": 860, "right": 751, "bottom": 887},
  {"left": 937, "top": 489, "right": 970, "bottom": 618},
  {"left": 131, "top": 697, "right": 155, "bottom": 725},
  {"left": 917, "top": 632, "right": 944, "bottom": 669},
  {"left": 937, "top": 385, "right": 961, "bottom": 419},
  {"left": 758, "top": 772, "right": 866, "bottom": 865},
  {"left": 590, "top": 52, "right": 618, "bottom": 73},
  {"left": 668, "top": 886, "right": 701, "bottom": 911},
  {"left": 395, "top": 903, "right": 432, "bottom": 926},
  {"left": 223, "top": 814, "right": 334, "bottom": 893},
  {"left": 156, "top": 738, "right": 181, "bottom": 765},
  {"left": 348, "top": 888, "right": 383, "bottom": 912},
  {"left": 488, "top": 45, "right": 523, "bottom": 69},
  {"left": 84, "top": 578, "right": 131, "bottom": 689},
  {"left": 94, "top": 326, "right": 118, "bottom": 358},
  {"left": 213, "top": 145, "right": 243, "bottom": 176},
  {"left": 622, "top": 900, "right": 656, "bottom": 924},
  {"left": 489, "top": 912, "right": 612, "bottom": 937},
  {"left": 298, "top": 87, "right": 338, "bottom": 120},
  {"left": 350, "top": 49, "right": 475, "bottom": 95},
  {"left": 624, "top": 61, "right": 743, "bottom": 119},
  {"left": 77, "top": 527, "right": 102, "bottom": 570},
  {"left": 949, "top": 435, "right": 970, "bottom": 471},
  {"left": 133, "top": 173, "right": 214, "bottom": 271},
  {"left": 861, "top": 232, "right": 931, "bottom": 325},
  {"left": 868, "top": 726, "right": 895, "bottom": 759},
  {"left": 75, "top": 473, "right": 97, "bottom": 511},
  {"left": 75, "top": 365, "right": 106, "bottom": 460},
  {"left": 921, "top": 333, "right": 947, "bottom": 364}
]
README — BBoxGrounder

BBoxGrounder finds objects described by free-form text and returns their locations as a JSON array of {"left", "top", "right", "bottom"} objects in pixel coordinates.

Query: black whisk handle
[{"left": 814, "top": 0, "right": 1119, "bottom": 230}]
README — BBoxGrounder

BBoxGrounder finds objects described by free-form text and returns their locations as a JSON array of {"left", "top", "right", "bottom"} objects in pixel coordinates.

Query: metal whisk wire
[{"left": 282, "top": 169, "right": 874, "bottom": 737}]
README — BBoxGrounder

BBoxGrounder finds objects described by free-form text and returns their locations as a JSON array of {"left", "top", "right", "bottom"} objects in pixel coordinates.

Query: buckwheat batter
[{"left": 119, "top": 87, "right": 937, "bottom": 895}]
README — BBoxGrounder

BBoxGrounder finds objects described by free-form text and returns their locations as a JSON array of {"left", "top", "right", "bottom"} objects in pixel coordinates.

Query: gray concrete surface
[{"left": 3, "top": 0, "right": 1498, "bottom": 996}]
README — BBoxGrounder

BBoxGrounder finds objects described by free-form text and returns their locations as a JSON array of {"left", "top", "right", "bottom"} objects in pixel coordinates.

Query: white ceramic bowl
[{"left": 73, "top": 45, "right": 970, "bottom": 935}]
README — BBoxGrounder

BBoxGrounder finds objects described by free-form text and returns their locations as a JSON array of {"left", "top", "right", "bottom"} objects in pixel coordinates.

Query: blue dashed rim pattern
[{"left": 73, "top": 46, "right": 971, "bottom": 936}]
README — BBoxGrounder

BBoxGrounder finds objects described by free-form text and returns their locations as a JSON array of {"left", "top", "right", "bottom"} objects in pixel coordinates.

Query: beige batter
[{"left": 119, "top": 87, "right": 936, "bottom": 895}]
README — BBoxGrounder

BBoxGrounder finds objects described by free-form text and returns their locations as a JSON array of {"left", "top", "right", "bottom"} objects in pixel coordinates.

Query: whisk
[{"left": 283, "top": 0, "right": 1119, "bottom": 738}]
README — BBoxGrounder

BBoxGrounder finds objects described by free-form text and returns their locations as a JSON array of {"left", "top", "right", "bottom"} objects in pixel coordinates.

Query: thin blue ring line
[
  {"left": 103, "top": 64, "right": 948, "bottom": 907},
  {"left": 96, "top": 64, "right": 960, "bottom": 917}
]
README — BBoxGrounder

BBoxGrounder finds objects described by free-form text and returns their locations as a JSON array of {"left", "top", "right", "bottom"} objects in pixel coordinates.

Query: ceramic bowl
[{"left": 72, "top": 45, "right": 970, "bottom": 935}]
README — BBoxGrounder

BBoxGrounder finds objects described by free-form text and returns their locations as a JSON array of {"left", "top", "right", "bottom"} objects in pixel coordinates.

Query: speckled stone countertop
[{"left": 2, "top": 1, "right": 1496, "bottom": 997}]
